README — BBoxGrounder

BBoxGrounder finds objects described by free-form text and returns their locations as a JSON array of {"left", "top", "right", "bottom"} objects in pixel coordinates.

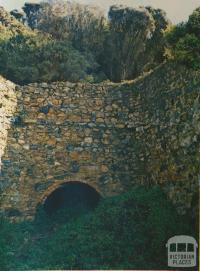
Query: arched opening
[{"left": 43, "top": 182, "right": 101, "bottom": 219}]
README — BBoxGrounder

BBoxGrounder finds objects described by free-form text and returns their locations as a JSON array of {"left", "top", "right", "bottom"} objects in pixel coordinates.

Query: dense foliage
[
  {"left": 34, "top": 2, "right": 169, "bottom": 82},
  {"left": 0, "top": 1, "right": 170, "bottom": 84},
  {"left": 165, "top": 7, "right": 200, "bottom": 68},
  {"left": 0, "top": 4, "right": 104, "bottom": 84},
  {"left": 1, "top": 2, "right": 200, "bottom": 84},
  {"left": 0, "top": 186, "right": 197, "bottom": 270},
  {"left": 100, "top": 6, "right": 169, "bottom": 81},
  {"left": 0, "top": 33, "right": 96, "bottom": 84}
]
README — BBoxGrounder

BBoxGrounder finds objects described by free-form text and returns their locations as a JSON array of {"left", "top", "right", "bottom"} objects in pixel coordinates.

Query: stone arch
[
  {"left": 38, "top": 180, "right": 102, "bottom": 216},
  {"left": 38, "top": 179, "right": 102, "bottom": 207}
]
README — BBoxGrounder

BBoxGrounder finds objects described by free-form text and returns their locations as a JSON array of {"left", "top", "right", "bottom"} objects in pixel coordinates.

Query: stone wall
[
  {"left": 124, "top": 64, "right": 200, "bottom": 213},
  {"left": 0, "top": 76, "right": 16, "bottom": 174},
  {"left": 0, "top": 63, "right": 199, "bottom": 219}
]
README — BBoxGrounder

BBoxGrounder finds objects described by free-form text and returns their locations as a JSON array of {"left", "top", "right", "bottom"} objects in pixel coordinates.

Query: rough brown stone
[{"left": 0, "top": 63, "right": 199, "bottom": 220}]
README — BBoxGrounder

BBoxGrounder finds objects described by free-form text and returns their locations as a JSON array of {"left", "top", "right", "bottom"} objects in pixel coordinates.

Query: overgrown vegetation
[
  {"left": 165, "top": 7, "right": 200, "bottom": 68},
  {"left": 1, "top": 2, "right": 200, "bottom": 85},
  {"left": 0, "top": 1, "right": 170, "bottom": 84},
  {"left": 0, "top": 186, "right": 197, "bottom": 270},
  {"left": 0, "top": 33, "right": 95, "bottom": 84}
]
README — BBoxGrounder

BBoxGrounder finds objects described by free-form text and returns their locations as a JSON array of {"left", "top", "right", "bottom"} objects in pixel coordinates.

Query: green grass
[{"left": 0, "top": 186, "right": 197, "bottom": 270}]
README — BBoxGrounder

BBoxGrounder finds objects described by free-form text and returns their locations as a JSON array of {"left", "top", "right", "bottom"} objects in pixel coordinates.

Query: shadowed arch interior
[{"left": 43, "top": 182, "right": 101, "bottom": 216}]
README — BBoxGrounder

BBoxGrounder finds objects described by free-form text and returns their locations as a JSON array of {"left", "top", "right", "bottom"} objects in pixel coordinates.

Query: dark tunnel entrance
[{"left": 43, "top": 182, "right": 101, "bottom": 218}]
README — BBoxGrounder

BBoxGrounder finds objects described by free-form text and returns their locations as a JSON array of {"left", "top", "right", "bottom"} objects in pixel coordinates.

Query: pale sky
[{"left": 0, "top": 0, "right": 199, "bottom": 24}]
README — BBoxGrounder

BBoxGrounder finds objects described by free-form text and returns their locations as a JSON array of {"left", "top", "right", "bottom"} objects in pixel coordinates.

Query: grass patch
[{"left": 0, "top": 186, "right": 197, "bottom": 270}]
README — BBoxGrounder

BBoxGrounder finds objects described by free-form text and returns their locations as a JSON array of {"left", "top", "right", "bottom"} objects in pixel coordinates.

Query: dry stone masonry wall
[
  {"left": 0, "top": 63, "right": 199, "bottom": 219},
  {"left": 0, "top": 77, "right": 17, "bottom": 170}
]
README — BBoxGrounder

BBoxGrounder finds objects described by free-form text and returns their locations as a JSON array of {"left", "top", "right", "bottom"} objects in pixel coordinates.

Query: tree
[
  {"left": 2, "top": 2, "right": 172, "bottom": 83},
  {"left": 0, "top": 33, "right": 95, "bottom": 84},
  {"left": 0, "top": 6, "right": 29, "bottom": 35},
  {"left": 33, "top": 1, "right": 70, "bottom": 40},
  {"left": 143, "top": 7, "right": 170, "bottom": 68},
  {"left": 187, "top": 7, "right": 200, "bottom": 35},
  {"left": 171, "top": 34, "right": 200, "bottom": 68},
  {"left": 10, "top": 9, "right": 24, "bottom": 23},
  {"left": 28, "top": 0, "right": 106, "bottom": 47},
  {"left": 22, "top": 3, "right": 41, "bottom": 29},
  {"left": 165, "top": 7, "right": 200, "bottom": 69},
  {"left": 17, "top": 2, "right": 170, "bottom": 82},
  {"left": 100, "top": 6, "right": 169, "bottom": 82}
]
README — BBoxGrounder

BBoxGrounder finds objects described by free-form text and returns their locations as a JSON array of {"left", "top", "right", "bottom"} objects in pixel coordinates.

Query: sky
[{"left": 0, "top": 0, "right": 199, "bottom": 24}]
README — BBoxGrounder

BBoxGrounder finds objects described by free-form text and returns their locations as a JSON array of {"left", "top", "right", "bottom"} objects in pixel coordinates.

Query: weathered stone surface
[{"left": 0, "top": 63, "right": 199, "bottom": 219}]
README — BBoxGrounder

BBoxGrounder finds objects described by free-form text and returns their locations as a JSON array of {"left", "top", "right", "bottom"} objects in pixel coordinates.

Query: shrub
[
  {"left": 165, "top": 7, "right": 200, "bottom": 69},
  {"left": 0, "top": 33, "right": 96, "bottom": 84}
]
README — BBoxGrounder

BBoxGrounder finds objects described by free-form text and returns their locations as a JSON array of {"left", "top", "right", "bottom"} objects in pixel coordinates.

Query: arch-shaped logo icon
[{"left": 166, "top": 235, "right": 198, "bottom": 267}]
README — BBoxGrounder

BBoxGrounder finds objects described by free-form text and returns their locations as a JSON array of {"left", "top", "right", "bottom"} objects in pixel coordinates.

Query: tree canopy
[
  {"left": 165, "top": 7, "right": 200, "bottom": 68},
  {"left": 99, "top": 5, "right": 169, "bottom": 81},
  {"left": 1, "top": 1, "right": 199, "bottom": 84},
  {"left": 0, "top": 32, "right": 98, "bottom": 84},
  {"left": 6, "top": 1, "right": 171, "bottom": 83}
]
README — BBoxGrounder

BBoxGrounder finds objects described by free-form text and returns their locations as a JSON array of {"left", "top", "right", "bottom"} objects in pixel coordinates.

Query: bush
[
  {"left": 0, "top": 33, "right": 97, "bottom": 84},
  {"left": 173, "top": 33, "right": 200, "bottom": 68},
  {"left": 165, "top": 7, "right": 200, "bottom": 69}
]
